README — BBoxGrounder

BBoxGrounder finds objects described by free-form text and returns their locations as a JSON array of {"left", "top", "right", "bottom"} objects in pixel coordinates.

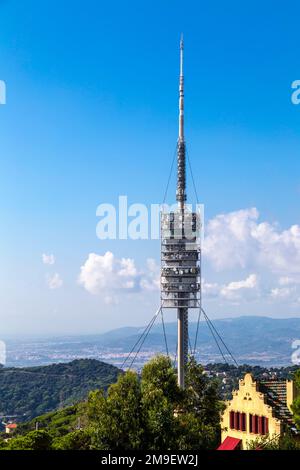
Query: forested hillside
[{"left": 0, "top": 359, "right": 121, "bottom": 421}]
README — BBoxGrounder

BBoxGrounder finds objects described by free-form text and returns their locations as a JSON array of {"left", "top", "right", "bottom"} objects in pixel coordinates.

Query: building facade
[{"left": 219, "top": 373, "right": 297, "bottom": 450}]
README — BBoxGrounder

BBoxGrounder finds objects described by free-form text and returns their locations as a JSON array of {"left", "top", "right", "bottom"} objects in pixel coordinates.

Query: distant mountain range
[
  {"left": 95, "top": 316, "right": 300, "bottom": 366},
  {"left": 3, "top": 316, "right": 300, "bottom": 368}
]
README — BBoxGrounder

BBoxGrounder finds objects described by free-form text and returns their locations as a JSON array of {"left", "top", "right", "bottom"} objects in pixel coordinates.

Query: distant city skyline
[{"left": 1, "top": 0, "right": 300, "bottom": 334}]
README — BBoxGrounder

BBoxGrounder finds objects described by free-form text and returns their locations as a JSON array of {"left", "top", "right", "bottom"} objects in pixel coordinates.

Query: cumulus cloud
[
  {"left": 140, "top": 258, "right": 160, "bottom": 292},
  {"left": 270, "top": 287, "right": 294, "bottom": 299},
  {"left": 42, "top": 253, "right": 55, "bottom": 265},
  {"left": 202, "top": 274, "right": 259, "bottom": 302},
  {"left": 203, "top": 207, "right": 300, "bottom": 274},
  {"left": 78, "top": 252, "right": 159, "bottom": 298},
  {"left": 269, "top": 276, "right": 300, "bottom": 303},
  {"left": 220, "top": 274, "right": 258, "bottom": 300},
  {"left": 46, "top": 273, "right": 63, "bottom": 289}
]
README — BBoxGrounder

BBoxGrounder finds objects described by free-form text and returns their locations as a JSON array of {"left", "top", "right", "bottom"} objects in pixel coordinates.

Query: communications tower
[{"left": 160, "top": 36, "right": 201, "bottom": 389}]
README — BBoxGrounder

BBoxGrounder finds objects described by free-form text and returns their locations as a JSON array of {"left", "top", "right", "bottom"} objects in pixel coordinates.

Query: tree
[
  {"left": 88, "top": 370, "right": 143, "bottom": 450},
  {"left": 52, "top": 430, "right": 91, "bottom": 450},
  {"left": 291, "top": 369, "right": 300, "bottom": 429},
  {"left": 247, "top": 432, "right": 300, "bottom": 450},
  {"left": 141, "top": 356, "right": 181, "bottom": 450},
  {"left": 141, "top": 355, "right": 182, "bottom": 404},
  {"left": 173, "top": 357, "right": 223, "bottom": 450},
  {"left": 184, "top": 357, "right": 224, "bottom": 428},
  {"left": 87, "top": 355, "right": 223, "bottom": 451},
  {"left": 175, "top": 412, "right": 218, "bottom": 450},
  {"left": 7, "top": 430, "right": 52, "bottom": 450}
]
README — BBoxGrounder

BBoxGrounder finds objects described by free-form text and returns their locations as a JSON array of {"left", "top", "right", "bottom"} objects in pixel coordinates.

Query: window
[
  {"left": 254, "top": 415, "right": 259, "bottom": 434},
  {"left": 261, "top": 416, "right": 269, "bottom": 435},
  {"left": 249, "top": 414, "right": 268, "bottom": 434},
  {"left": 258, "top": 416, "right": 263, "bottom": 434},
  {"left": 234, "top": 412, "right": 240, "bottom": 430},
  {"left": 230, "top": 411, "right": 235, "bottom": 429},
  {"left": 229, "top": 411, "right": 246, "bottom": 432},
  {"left": 241, "top": 413, "right": 246, "bottom": 431}
]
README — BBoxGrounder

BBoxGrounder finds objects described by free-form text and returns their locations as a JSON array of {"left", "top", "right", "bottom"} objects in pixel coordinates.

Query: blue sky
[{"left": 1, "top": 0, "right": 300, "bottom": 335}]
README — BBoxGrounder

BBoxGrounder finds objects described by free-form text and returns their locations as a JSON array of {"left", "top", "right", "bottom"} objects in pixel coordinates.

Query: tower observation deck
[{"left": 160, "top": 36, "right": 201, "bottom": 389}]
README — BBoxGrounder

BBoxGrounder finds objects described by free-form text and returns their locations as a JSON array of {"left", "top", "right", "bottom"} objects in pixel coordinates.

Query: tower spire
[
  {"left": 176, "top": 34, "right": 186, "bottom": 209},
  {"left": 179, "top": 33, "right": 184, "bottom": 141}
]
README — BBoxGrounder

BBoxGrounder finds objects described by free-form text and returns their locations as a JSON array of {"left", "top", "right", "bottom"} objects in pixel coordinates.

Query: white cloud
[
  {"left": 222, "top": 273, "right": 257, "bottom": 292},
  {"left": 78, "top": 252, "right": 159, "bottom": 299},
  {"left": 202, "top": 274, "right": 259, "bottom": 303},
  {"left": 220, "top": 274, "right": 258, "bottom": 300},
  {"left": 47, "top": 273, "right": 63, "bottom": 289},
  {"left": 203, "top": 208, "right": 300, "bottom": 274},
  {"left": 140, "top": 258, "right": 160, "bottom": 292},
  {"left": 42, "top": 253, "right": 55, "bottom": 265},
  {"left": 202, "top": 280, "right": 220, "bottom": 298},
  {"left": 270, "top": 287, "right": 294, "bottom": 299},
  {"left": 278, "top": 276, "right": 300, "bottom": 286}
]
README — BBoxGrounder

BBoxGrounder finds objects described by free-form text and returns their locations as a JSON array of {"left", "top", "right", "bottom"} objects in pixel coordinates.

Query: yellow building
[{"left": 219, "top": 373, "right": 298, "bottom": 450}]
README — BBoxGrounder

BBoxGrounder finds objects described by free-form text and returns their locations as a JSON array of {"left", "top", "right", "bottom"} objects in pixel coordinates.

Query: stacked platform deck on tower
[{"left": 161, "top": 210, "right": 201, "bottom": 308}]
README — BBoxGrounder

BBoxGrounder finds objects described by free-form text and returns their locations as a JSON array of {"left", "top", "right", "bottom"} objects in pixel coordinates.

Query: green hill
[{"left": 0, "top": 359, "right": 121, "bottom": 421}]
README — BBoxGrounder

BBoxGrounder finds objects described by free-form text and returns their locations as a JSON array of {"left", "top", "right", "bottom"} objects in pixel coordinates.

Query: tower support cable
[
  {"left": 121, "top": 307, "right": 161, "bottom": 369},
  {"left": 202, "top": 308, "right": 238, "bottom": 367}
]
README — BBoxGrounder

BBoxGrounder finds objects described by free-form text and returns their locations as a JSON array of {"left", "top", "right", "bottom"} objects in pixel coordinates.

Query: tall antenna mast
[
  {"left": 176, "top": 34, "right": 186, "bottom": 209},
  {"left": 161, "top": 35, "right": 201, "bottom": 389}
]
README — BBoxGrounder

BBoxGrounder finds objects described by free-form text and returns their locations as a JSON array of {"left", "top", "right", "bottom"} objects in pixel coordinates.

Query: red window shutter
[
  {"left": 255, "top": 415, "right": 259, "bottom": 434},
  {"left": 230, "top": 411, "right": 234, "bottom": 429},
  {"left": 262, "top": 416, "right": 268, "bottom": 435},
  {"left": 258, "top": 416, "right": 263, "bottom": 434},
  {"left": 234, "top": 411, "right": 238, "bottom": 430},
  {"left": 241, "top": 413, "right": 246, "bottom": 431},
  {"left": 249, "top": 414, "right": 253, "bottom": 433},
  {"left": 252, "top": 414, "right": 257, "bottom": 433},
  {"left": 237, "top": 412, "right": 241, "bottom": 430},
  {"left": 265, "top": 417, "right": 269, "bottom": 434}
]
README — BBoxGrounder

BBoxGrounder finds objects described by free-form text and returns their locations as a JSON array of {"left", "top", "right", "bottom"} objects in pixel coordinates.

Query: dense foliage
[
  {"left": 247, "top": 432, "right": 300, "bottom": 450},
  {"left": 86, "top": 356, "right": 222, "bottom": 450},
  {"left": 17, "top": 403, "right": 87, "bottom": 437},
  {"left": 0, "top": 359, "right": 120, "bottom": 421},
  {"left": 291, "top": 368, "right": 300, "bottom": 430},
  {"left": 0, "top": 356, "right": 223, "bottom": 450}
]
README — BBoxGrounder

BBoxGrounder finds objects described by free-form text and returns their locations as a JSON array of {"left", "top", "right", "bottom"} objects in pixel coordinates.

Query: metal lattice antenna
[{"left": 176, "top": 34, "right": 186, "bottom": 209}]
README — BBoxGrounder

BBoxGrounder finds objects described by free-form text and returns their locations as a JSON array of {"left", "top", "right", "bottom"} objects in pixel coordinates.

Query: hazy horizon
[{"left": 2, "top": 314, "right": 300, "bottom": 339}]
